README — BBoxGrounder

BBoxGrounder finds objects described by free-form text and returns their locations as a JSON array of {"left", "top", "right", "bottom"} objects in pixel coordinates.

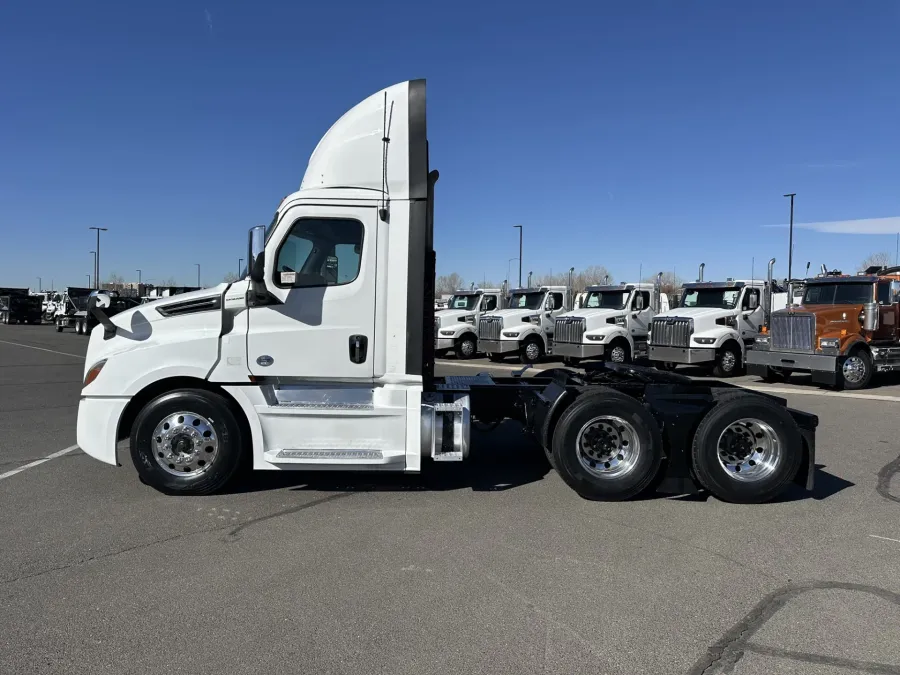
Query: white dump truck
[
  {"left": 434, "top": 287, "right": 503, "bottom": 359},
  {"left": 74, "top": 80, "right": 819, "bottom": 505},
  {"left": 553, "top": 275, "right": 670, "bottom": 366},
  {"left": 649, "top": 261, "right": 786, "bottom": 377},
  {"left": 477, "top": 284, "right": 570, "bottom": 363}
]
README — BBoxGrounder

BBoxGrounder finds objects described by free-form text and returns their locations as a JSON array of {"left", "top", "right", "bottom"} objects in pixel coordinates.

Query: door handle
[{"left": 349, "top": 335, "right": 368, "bottom": 364}]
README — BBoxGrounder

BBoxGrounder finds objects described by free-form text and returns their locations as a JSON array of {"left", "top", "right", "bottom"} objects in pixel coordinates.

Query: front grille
[
  {"left": 554, "top": 317, "right": 585, "bottom": 343},
  {"left": 651, "top": 317, "right": 692, "bottom": 347},
  {"left": 770, "top": 313, "right": 815, "bottom": 351},
  {"left": 478, "top": 316, "right": 502, "bottom": 340}
]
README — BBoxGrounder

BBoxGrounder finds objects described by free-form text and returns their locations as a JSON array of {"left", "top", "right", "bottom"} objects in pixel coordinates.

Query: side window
[
  {"left": 274, "top": 218, "right": 363, "bottom": 288},
  {"left": 549, "top": 292, "right": 563, "bottom": 310},
  {"left": 481, "top": 295, "right": 497, "bottom": 312},
  {"left": 632, "top": 291, "right": 650, "bottom": 310},
  {"left": 742, "top": 288, "right": 760, "bottom": 310},
  {"left": 878, "top": 281, "right": 891, "bottom": 305}
]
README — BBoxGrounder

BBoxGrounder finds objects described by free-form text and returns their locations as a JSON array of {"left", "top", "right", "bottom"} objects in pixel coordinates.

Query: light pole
[
  {"left": 195, "top": 263, "right": 201, "bottom": 287},
  {"left": 513, "top": 225, "right": 523, "bottom": 288},
  {"left": 238, "top": 258, "right": 244, "bottom": 278},
  {"left": 507, "top": 257, "right": 519, "bottom": 287},
  {"left": 89, "top": 227, "right": 107, "bottom": 289},
  {"left": 36, "top": 277, "right": 41, "bottom": 292},
  {"left": 90, "top": 251, "right": 96, "bottom": 288},
  {"left": 136, "top": 269, "right": 142, "bottom": 286},
  {"left": 86, "top": 274, "right": 91, "bottom": 287},
  {"left": 783, "top": 193, "right": 796, "bottom": 280}
]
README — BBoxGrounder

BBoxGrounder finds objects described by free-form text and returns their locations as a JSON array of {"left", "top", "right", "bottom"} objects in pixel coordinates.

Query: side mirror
[
  {"left": 748, "top": 294, "right": 759, "bottom": 310},
  {"left": 634, "top": 295, "right": 644, "bottom": 310},
  {"left": 248, "top": 225, "right": 266, "bottom": 283},
  {"left": 90, "top": 292, "right": 111, "bottom": 309},
  {"left": 546, "top": 298, "right": 555, "bottom": 310}
]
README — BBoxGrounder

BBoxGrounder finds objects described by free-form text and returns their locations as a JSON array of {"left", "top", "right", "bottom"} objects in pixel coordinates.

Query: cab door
[
  {"left": 739, "top": 288, "right": 763, "bottom": 339},
  {"left": 247, "top": 203, "right": 376, "bottom": 380},
  {"left": 629, "top": 290, "right": 652, "bottom": 336}
]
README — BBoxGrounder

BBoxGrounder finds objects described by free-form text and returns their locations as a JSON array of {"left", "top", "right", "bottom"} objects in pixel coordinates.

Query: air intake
[{"left": 156, "top": 295, "right": 221, "bottom": 317}]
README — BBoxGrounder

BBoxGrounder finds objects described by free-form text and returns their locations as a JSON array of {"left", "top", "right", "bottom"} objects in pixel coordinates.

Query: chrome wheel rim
[
  {"left": 525, "top": 342, "right": 541, "bottom": 361},
  {"left": 575, "top": 415, "right": 639, "bottom": 478},
  {"left": 716, "top": 418, "right": 780, "bottom": 482},
  {"left": 610, "top": 345, "right": 626, "bottom": 363},
  {"left": 151, "top": 412, "right": 219, "bottom": 477},
  {"left": 460, "top": 339, "right": 475, "bottom": 357},
  {"left": 842, "top": 356, "right": 867, "bottom": 384},
  {"left": 721, "top": 350, "right": 737, "bottom": 372}
]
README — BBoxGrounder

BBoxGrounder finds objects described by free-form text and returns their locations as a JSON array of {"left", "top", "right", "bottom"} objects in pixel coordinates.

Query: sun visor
[{"left": 300, "top": 79, "right": 427, "bottom": 201}]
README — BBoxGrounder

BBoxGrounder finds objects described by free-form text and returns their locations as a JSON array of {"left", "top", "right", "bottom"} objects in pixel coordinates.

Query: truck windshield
[
  {"left": 583, "top": 291, "right": 629, "bottom": 310},
  {"left": 447, "top": 294, "right": 478, "bottom": 311},
  {"left": 803, "top": 282, "right": 873, "bottom": 305},
  {"left": 508, "top": 292, "right": 544, "bottom": 310},
  {"left": 681, "top": 288, "right": 740, "bottom": 309}
]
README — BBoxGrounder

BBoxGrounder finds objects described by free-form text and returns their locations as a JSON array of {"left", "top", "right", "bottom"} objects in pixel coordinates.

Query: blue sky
[{"left": 2, "top": 0, "right": 900, "bottom": 290}]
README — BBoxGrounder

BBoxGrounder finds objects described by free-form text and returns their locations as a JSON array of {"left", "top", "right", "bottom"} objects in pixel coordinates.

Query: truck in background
[
  {"left": 648, "top": 261, "right": 786, "bottom": 377},
  {"left": 75, "top": 79, "right": 818, "bottom": 506},
  {"left": 552, "top": 274, "right": 669, "bottom": 367},
  {"left": 0, "top": 288, "right": 43, "bottom": 325},
  {"left": 747, "top": 264, "right": 900, "bottom": 389},
  {"left": 55, "top": 287, "right": 101, "bottom": 334},
  {"left": 435, "top": 287, "right": 503, "bottom": 359},
  {"left": 478, "top": 280, "right": 570, "bottom": 363}
]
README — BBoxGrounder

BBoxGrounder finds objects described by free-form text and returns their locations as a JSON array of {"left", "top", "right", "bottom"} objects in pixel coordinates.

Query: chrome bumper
[
  {"left": 745, "top": 350, "right": 837, "bottom": 372},
  {"left": 434, "top": 337, "right": 455, "bottom": 352},
  {"left": 479, "top": 339, "right": 520, "bottom": 354},
  {"left": 552, "top": 342, "right": 605, "bottom": 358},
  {"left": 649, "top": 345, "right": 715, "bottom": 364}
]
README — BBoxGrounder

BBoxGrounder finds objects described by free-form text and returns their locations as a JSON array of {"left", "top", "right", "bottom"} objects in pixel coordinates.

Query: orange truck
[{"left": 746, "top": 266, "right": 900, "bottom": 389}]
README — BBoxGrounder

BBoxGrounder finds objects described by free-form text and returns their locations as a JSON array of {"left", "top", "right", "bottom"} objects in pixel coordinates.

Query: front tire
[
  {"left": 607, "top": 340, "right": 630, "bottom": 364},
  {"left": 520, "top": 337, "right": 544, "bottom": 364},
  {"left": 690, "top": 394, "right": 803, "bottom": 503},
  {"left": 712, "top": 344, "right": 741, "bottom": 378},
  {"left": 455, "top": 334, "right": 477, "bottom": 360},
  {"left": 130, "top": 388, "right": 245, "bottom": 495},
  {"left": 551, "top": 390, "right": 664, "bottom": 500},
  {"left": 839, "top": 348, "right": 873, "bottom": 390}
]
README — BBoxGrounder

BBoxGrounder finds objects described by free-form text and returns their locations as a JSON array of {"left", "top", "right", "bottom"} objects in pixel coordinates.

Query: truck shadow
[
  {"left": 671, "top": 464, "right": 854, "bottom": 503},
  {"left": 225, "top": 421, "right": 551, "bottom": 495}
]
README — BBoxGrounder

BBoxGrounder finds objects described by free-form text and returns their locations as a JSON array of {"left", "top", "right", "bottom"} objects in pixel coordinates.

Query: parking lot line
[
  {"left": 869, "top": 534, "right": 900, "bottom": 545},
  {"left": 0, "top": 445, "right": 80, "bottom": 481},
  {"left": 0, "top": 339, "right": 85, "bottom": 360}
]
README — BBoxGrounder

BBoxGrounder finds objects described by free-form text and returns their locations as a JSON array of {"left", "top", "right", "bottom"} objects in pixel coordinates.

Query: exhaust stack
[
  {"left": 805, "top": 262, "right": 810, "bottom": 278},
  {"left": 527, "top": 271, "right": 533, "bottom": 288},
  {"left": 821, "top": 264, "right": 827, "bottom": 276},
  {"left": 698, "top": 262, "right": 705, "bottom": 282},
  {"left": 603, "top": 274, "right": 609, "bottom": 286},
  {"left": 567, "top": 267, "right": 575, "bottom": 310},
  {"left": 654, "top": 272, "right": 663, "bottom": 313},
  {"left": 765, "top": 258, "right": 776, "bottom": 325}
]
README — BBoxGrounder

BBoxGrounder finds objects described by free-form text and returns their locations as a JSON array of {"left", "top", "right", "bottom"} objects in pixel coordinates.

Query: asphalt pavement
[{"left": 1, "top": 326, "right": 899, "bottom": 675}]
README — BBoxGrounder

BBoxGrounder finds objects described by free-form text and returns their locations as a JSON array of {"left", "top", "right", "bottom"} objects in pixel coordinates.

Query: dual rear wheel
[{"left": 550, "top": 389, "right": 803, "bottom": 503}]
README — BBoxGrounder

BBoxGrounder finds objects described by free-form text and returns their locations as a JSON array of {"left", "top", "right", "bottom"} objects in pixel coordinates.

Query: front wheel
[
  {"left": 130, "top": 388, "right": 245, "bottom": 495},
  {"left": 839, "top": 349, "right": 873, "bottom": 390},
  {"left": 607, "top": 341, "right": 630, "bottom": 364},
  {"left": 455, "top": 334, "right": 477, "bottom": 360},
  {"left": 520, "top": 337, "right": 544, "bottom": 364},
  {"left": 690, "top": 394, "right": 803, "bottom": 503},
  {"left": 712, "top": 345, "right": 741, "bottom": 378}
]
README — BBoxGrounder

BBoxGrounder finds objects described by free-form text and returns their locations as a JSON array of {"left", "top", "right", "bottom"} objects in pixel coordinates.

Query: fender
[
  {"left": 588, "top": 325, "right": 634, "bottom": 350},
  {"left": 840, "top": 335, "right": 869, "bottom": 355}
]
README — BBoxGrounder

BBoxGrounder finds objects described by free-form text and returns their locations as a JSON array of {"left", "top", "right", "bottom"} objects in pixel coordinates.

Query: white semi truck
[
  {"left": 648, "top": 261, "right": 786, "bottom": 377},
  {"left": 75, "top": 80, "right": 818, "bottom": 504},
  {"left": 552, "top": 276, "right": 670, "bottom": 366},
  {"left": 477, "top": 284, "right": 570, "bottom": 363},
  {"left": 434, "top": 287, "right": 502, "bottom": 359}
]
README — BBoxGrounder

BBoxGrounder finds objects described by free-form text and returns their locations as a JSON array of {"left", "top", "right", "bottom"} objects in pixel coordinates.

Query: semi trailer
[
  {"left": 0, "top": 288, "right": 42, "bottom": 324},
  {"left": 76, "top": 79, "right": 817, "bottom": 503}
]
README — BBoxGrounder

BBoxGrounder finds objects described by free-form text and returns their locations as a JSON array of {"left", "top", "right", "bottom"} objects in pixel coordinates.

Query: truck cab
[
  {"left": 649, "top": 279, "right": 783, "bottom": 377},
  {"left": 552, "top": 279, "right": 669, "bottom": 366},
  {"left": 434, "top": 288, "right": 502, "bottom": 359},
  {"left": 748, "top": 267, "right": 900, "bottom": 389},
  {"left": 478, "top": 286, "right": 569, "bottom": 363}
]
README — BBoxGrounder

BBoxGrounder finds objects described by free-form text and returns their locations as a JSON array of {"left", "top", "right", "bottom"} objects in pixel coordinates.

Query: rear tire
[
  {"left": 130, "top": 388, "right": 245, "bottom": 495},
  {"left": 551, "top": 390, "right": 664, "bottom": 500},
  {"left": 690, "top": 394, "right": 802, "bottom": 503},
  {"left": 712, "top": 344, "right": 741, "bottom": 378}
]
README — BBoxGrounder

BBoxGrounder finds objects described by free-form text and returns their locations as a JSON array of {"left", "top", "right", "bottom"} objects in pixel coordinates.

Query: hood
[
  {"left": 483, "top": 308, "right": 540, "bottom": 325},
  {"left": 772, "top": 303, "right": 864, "bottom": 338},
  {"left": 111, "top": 284, "right": 229, "bottom": 327},
  {"left": 655, "top": 307, "right": 735, "bottom": 322},
  {"left": 435, "top": 307, "right": 477, "bottom": 326}
]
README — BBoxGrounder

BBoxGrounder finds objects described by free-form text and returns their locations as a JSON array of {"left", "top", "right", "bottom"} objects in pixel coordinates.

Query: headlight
[
  {"left": 439, "top": 329, "right": 455, "bottom": 336},
  {"left": 755, "top": 336, "right": 769, "bottom": 344},
  {"left": 502, "top": 331, "right": 520, "bottom": 338},
  {"left": 83, "top": 359, "right": 107, "bottom": 387},
  {"left": 586, "top": 334, "right": 604, "bottom": 341},
  {"left": 819, "top": 337, "right": 840, "bottom": 349},
  {"left": 695, "top": 337, "right": 716, "bottom": 345}
]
